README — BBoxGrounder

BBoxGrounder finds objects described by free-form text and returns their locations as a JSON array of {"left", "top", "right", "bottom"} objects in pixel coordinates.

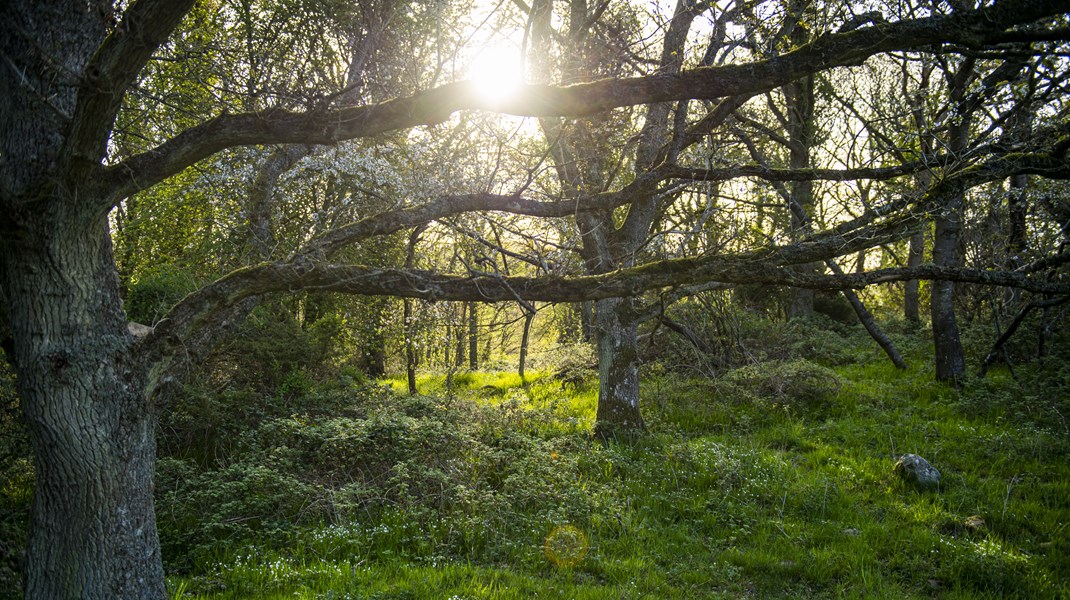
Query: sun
[{"left": 467, "top": 45, "right": 524, "bottom": 105}]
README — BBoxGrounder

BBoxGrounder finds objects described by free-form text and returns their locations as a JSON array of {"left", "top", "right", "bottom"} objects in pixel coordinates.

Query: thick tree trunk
[
  {"left": 2, "top": 218, "right": 165, "bottom": 599},
  {"left": 592, "top": 297, "right": 643, "bottom": 439},
  {"left": 929, "top": 60, "right": 972, "bottom": 386},
  {"left": 932, "top": 206, "right": 966, "bottom": 385}
]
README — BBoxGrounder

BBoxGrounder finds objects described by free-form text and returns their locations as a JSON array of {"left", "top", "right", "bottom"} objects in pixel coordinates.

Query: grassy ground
[{"left": 155, "top": 355, "right": 1070, "bottom": 599}]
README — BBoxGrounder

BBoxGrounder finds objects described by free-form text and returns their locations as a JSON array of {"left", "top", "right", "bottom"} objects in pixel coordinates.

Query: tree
[{"left": 3, "top": 0, "right": 1070, "bottom": 596}]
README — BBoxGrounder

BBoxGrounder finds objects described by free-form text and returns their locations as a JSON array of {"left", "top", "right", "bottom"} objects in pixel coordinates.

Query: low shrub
[{"left": 723, "top": 359, "right": 844, "bottom": 415}]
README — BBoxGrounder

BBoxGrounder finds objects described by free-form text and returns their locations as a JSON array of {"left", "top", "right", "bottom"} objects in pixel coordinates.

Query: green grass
[{"left": 158, "top": 355, "right": 1070, "bottom": 599}]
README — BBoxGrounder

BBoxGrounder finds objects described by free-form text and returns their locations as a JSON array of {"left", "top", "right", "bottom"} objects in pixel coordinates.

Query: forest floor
[
  {"left": 3, "top": 323, "right": 1070, "bottom": 599},
  {"left": 160, "top": 357, "right": 1068, "bottom": 597}
]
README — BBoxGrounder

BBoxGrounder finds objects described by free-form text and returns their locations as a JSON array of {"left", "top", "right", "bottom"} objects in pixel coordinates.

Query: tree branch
[
  {"left": 104, "top": 0, "right": 1066, "bottom": 204},
  {"left": 65, "top": 0, "right": 196, "bottom": 195}
]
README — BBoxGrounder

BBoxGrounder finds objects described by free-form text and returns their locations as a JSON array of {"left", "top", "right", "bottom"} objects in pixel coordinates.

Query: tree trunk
[
  {"left": 2, "top": 219, "right": 166, "bottom": 599},
  {"left": 784, "top": 17, "right": 816, "bottom": 320},
  {"left": 518, "top": 309, "right": 534, "bottom": 378},
  {"left": 404, "top": 299, "right": 418, "bottom": 395},
  {"left": 930, "top": 61, "right": 972, "bottom": 386},
  {"left": 468, "top": 302, "right": 479, "bottom": 370},
  {"left": 904, "top": 231, "right": 924, "bottom": 324},
  {"left": 825, "top": 260, "right": 907, "bottom": 369},
  {"left": 592, "top": 297, "right": 644, "bottom": 439},
  {"left": 454, "top": 304, "right": 466, "bottom": 368},
  {"left": 931, "top": 206, "right": 966, "bottom": 385},
  {"left": 580, "top": 301, "right": 594, "bottom": 342},
  {"left": 403, "top": 227, "right": 424, "bottom": 395}
]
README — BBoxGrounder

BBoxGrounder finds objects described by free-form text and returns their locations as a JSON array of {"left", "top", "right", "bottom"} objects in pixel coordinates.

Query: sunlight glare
[{"left": 467, "top": 46, "right": 524, "bottom": 105}]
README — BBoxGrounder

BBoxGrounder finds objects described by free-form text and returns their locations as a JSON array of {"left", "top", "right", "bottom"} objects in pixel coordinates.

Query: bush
[
  {"left": 156, "top": 386, "right": 612, "bottom": 571},
  {"left": 723, "top": 359, "right": 844, "bottom": 414}
]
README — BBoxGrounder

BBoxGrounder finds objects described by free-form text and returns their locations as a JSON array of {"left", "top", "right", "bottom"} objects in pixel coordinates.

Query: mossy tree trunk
[{"left": 593, "top": 297, "right": 643, "bottom": 438}]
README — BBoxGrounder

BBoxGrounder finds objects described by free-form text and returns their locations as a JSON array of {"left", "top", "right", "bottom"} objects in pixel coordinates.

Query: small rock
[
  {"left": 842, "top": 528, "right": 860, "bottom": 537},
  {"left": 964, "top": 515, "right": 985, "bottom": 531},
  {"left": 894, "top": 453, "right": 941, "bottom": 488}
]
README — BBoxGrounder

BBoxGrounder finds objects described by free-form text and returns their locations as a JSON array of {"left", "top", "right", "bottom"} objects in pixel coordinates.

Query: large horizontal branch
[
  {"left": 104, "top": 0, "right": 1066, "bottom": 204},
  {"left": 299, "top": 146, "right": 1070, "bottom": 261},
  {"left": 297, "top": 160, "right": 929, "bottom": 259},
  {"left": 295, "top": 169, "right": 663, "bottom": 259},
  {"left": 141, "top": 137, "right": 1070, "bottom": 364},
  {"left": 144, "top": 257, "right": 1070, "bottom": 364}
]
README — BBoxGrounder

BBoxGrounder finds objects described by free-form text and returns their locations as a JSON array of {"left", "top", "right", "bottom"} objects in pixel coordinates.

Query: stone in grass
[{"left": 894, "top": 453, "right": 941, "bottom": 488}]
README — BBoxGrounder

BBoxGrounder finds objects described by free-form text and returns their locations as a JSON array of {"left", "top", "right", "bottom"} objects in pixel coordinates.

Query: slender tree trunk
[
  {"left": 904, "top": 231, "right": 924, "bottom": 324},
  {"left": 404, "top": 299, "right": 417, "bottom": 395},
  {"left": 468, "top": 302, "right": 478, "bottom": 370},
  {"left": 825, "top": 260, "right": 907, "bottom": 369},
  {"left": 3, "top": 218, "right": 166, "bottom": 599},
  {"left": 580, "top": 301, "right": 594, "bottom": 342},
  {"left": 784, "top": 16, "right": 816, "bottom": 320},
  {"left": 361, "top": 304, "right": 387, "bottom": 378},
  {"left": 454, "top": 304, "right": 466, "bottom": 368},
  {"left": 592, "top": 297, "right": 643, "bottom": 439},
  {"left": 403, "top": 227, "right": 424, "bottom": 395},
  {"left": 518, "top": 309, "right": 534, "bottom": 378}
]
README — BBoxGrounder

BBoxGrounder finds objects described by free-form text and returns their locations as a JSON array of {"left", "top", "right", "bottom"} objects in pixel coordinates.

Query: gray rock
[{"left": 894, "top": 453, "right": 941, "bottom": 488}]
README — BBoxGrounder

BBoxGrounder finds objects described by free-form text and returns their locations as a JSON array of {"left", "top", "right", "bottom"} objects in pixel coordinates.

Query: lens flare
[{"left": 543, "top": 524, "right": 588, "bottom": 567}]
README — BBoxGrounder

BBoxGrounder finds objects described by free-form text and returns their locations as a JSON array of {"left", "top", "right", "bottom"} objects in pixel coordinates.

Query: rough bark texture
[
  {"left": 784, "top": 5, "right": 817, "bottom": 320},
  {"left": 3, "top": 217, "right": 165, "bottom": 599},
  {"left": 930, "top": 59, "right": 973, "bottom": 385},
  {"left": 931, "top": 203, "right": 967, "bottom": 384},
  {"left": 0, "top": 1, "right": 191, "bottom": 597},
  {"left": 593, "top": 298, "right": 644, "bottom": 439}
]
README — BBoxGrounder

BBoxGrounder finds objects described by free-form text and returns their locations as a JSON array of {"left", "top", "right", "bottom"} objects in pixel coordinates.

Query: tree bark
[
  {"left": 403, "top": 227, "right": 424, "bottom": 395},
  {"left": 904, "top": 231, "right": 924, "bottom": 323},
  {"left": 3, "top": 218, "right": 166, "bottom": 599},
  {"left": 784, "top": 69, "right": 816, "bottom": 319},
  {"left": 931, "top": 204, "right": 966, "bottom": 384},
  {"left": 825, "top": 260, "right": 907, "bottom": 369},
  {"left": 468, "top": 302, "right": 479, "bottom": 370},
  {"left": 454, "top": 304, "right": 466, "bottom": 368},
  {"left": 518, "top": 309, "right": 534, "bottom": 378},
  {"left": 930, "top": 59, "right": 973, "bottom": 386},
  {"left": 592, "top": 297, "right": 644, "bottom": 440}
]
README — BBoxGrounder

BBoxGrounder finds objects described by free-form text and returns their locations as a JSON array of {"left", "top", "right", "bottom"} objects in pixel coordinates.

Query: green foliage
[
  {"left": 125, "top": 266, "right": 199, "bottom": 325},
  {"left": 723, "top": 359, "right": 844, "bottom": 414},
  {"left": 159, "top": 332, "right": 1070, "bottom": 598},
  {"left": 0, "top": 347, "right": 29, "bottom": 598}
]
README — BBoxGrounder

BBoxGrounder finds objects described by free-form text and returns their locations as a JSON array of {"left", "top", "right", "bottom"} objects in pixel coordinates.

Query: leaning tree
[{"left": 3, "top": 0, "right": 1070, "bottom": 597}]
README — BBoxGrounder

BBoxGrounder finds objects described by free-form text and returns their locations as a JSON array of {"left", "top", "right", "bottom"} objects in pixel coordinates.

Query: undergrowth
[{"left": 1, "top": 320, "right": 1068, "bottom": 599}]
